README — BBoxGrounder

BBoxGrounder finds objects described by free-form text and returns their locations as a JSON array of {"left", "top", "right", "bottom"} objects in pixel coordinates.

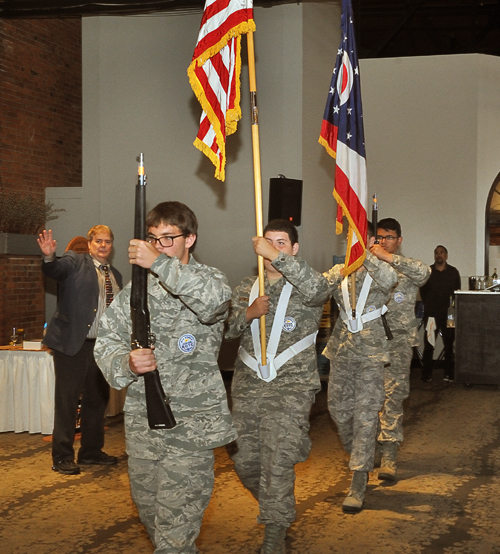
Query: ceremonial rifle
[
  {"left": 130, "top": 153, "right": 176, "bottom": 429},
  {"left": 372, "top": 193, "right": 393, "bottom": 340}
]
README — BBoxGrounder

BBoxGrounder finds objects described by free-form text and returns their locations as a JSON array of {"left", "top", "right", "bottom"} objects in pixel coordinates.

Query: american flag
[
  {"left": 188, "top": 0, "right": 255, "bottom": 181},
  {"left": 319, "top": 0, "right": 368, "bottom": 275}
]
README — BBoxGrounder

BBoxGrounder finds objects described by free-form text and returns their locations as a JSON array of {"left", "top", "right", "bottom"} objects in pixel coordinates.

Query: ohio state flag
[{"left": 319, "top": 0, "right": 368, "bottom": 275}]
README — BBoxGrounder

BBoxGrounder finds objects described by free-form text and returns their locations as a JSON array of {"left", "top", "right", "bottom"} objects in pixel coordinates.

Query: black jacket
[{"left": 42, "top": 251, "right": 123, "bottom": 356}]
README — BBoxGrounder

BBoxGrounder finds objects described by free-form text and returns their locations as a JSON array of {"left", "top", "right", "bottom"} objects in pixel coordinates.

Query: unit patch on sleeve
[
  {"left": 394, "top": 292, "right": 405, "bottom": 304},
  {"left": 282, "top": 316, "right": 297, "bottom": 332},
  {"left": 178, "top": 333, "right": 197, "bottom": 353}
]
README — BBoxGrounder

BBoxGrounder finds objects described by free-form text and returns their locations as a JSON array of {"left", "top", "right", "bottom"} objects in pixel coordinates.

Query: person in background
[
  {"left": 323, "top": 223, "right": 397, "bottom": 514},
  {"left": 225, "top": 219, "right": 330, "bottom": 554},
  {"left": 94, "top": 201, "right": 236, "bottom": 554},
  {"left": 419, "top": 245, "right": 461, "bottom": 382},
  {"left": 38, "top": 225, "right": 122, "bottom": 475},
  {"left": 370, "top": 218, "right": 430, "bottom": 482}
]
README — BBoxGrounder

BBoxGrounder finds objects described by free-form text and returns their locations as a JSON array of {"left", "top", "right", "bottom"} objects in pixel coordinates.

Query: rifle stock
[{"left": 131, "top": 153, "right": 176, "bottom": 430}]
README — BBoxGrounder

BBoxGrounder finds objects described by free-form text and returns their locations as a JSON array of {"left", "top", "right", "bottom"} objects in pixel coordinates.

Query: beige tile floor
[{"left": 2, "top": 370, "right": 500, "bottom": 553}]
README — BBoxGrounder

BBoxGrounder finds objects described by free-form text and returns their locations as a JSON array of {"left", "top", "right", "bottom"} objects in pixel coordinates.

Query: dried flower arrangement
[{"left": 0, "top": 192, "right": 65, "bottom": 235}]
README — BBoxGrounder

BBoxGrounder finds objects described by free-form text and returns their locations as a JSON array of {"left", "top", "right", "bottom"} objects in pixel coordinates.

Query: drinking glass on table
[{"left": 10, "top": 327, "right": 18, "bottom": 346}]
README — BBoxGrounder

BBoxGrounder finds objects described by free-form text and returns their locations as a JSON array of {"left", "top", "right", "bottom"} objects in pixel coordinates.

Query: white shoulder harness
[
  {"left": 238, "top": 277, "right": 318, "bottom": 382},
  {"left": 339, "top": 273, "right": 387, "bottom": 333}
]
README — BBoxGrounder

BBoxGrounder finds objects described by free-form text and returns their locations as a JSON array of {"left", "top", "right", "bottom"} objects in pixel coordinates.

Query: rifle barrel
[{"left": 130, "top": 153, "right": 176, "bottom": 429}]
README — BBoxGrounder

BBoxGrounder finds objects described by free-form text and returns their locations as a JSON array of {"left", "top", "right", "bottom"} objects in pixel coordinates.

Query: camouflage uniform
[
  {"left": 323, "top": 252, "right": 397, "bottom": 471},
  {"left": 378, "top": 255, "right": 430, "bottom": 444},
  {"left": 225, "top": 252, "right": 330, "bottom": 527},
  {"left": 95, "top": 254, "right": 237, "bottom": 554}
]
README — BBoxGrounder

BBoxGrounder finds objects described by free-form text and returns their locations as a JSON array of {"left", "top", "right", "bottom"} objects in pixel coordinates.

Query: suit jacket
[{"left": 42, "top": 251, "right": 123, "bottom": 356}]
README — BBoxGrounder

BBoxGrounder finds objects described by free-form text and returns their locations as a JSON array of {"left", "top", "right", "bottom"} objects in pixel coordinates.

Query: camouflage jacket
[
  {"left": 95, "top": 254, "right": 237, "bottom": 459},
  {"left": 225, "top": 253, "right": 331, "bottom": 397},
  {"left": 385, "top": 254, "right": 431, "bottom": 349},
  {"left": 322, "top": 251, "right": 398, "bottom": 363}
]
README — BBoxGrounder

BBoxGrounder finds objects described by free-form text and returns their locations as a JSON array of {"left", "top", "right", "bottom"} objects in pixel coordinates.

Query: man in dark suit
[{"left": 38, "top": 225, "right": 123, "bottom": 475}]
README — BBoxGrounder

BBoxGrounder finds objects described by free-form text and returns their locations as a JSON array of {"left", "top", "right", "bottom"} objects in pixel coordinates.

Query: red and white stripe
[
  {"left": 334, "top": 141, "right": 368, "bottom": 274},
  {"left": 188, "top": 0, "right": 255, "bottom": 181}
]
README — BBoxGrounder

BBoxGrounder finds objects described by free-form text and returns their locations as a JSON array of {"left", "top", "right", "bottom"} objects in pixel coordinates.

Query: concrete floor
[{"left": 2, "top": 369, "right": 500, "bottom": 554}]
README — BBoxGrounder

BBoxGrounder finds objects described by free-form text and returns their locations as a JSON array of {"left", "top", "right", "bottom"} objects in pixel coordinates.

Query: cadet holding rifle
[
  {"left": 130, "top": 154, "right": 176, "bottom": 431},
  {"left": 95, "top": 199, "right": 236, "bottom": 553}
]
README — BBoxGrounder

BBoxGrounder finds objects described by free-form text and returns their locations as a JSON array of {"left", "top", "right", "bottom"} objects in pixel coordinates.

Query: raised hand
[{"left": 37, "top": 229, "right": 57, "bottom": 258}]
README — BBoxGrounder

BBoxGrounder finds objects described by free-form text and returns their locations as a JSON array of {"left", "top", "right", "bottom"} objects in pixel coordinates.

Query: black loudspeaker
[{"left": 268, "top": 177, "right": 303, "bottom": 226}]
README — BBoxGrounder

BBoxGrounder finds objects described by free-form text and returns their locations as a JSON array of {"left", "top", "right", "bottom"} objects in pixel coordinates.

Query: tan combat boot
[
  {"left": 260, "top": 523, "right": 287, "bottom": 554},
  {"left": 342, "top": 470, "right": 368, "bottom": 514},
  {"left": 378, "top": 441, "right": 398, "bottom": 482}
]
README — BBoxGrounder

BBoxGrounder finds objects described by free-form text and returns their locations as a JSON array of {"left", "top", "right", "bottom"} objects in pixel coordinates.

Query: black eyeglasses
[
  {"left": 146, "top": 234, "right": 185, "bottom": 247},
  {"left": 376, "top": 235, "right": 398, "bottom": 242}
]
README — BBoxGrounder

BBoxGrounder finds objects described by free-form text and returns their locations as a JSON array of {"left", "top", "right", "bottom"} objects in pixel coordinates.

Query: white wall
[
  {"left": 360, "top": 54, "right": 500, "bottom": 282},
  {"left": 74, "top": 4, "right": 341, "bottom": 294},
  {"left": 476, "top": 55, "right": 500, "bottom": 274},
  {"left": 302, "top": 2, "right": 343, "bottom": 270},
  {"left": 44, "top": 6, "right": 500, "bottom": 322}
]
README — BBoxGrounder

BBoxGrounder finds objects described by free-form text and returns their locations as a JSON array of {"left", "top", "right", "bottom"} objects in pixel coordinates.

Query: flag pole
[
  {"left": 247, "top": 30, "right": 267, "bottom": 366},
  {"left": 350, "top": 272, "right": 356, "bottom": 321}
]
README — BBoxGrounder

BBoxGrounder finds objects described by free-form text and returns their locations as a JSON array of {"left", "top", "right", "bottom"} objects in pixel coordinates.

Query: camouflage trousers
[
  {"left": 378, "top": 346, "right": 412, "bottom": 444},
  {"left": 231, "top": 392, "right": 315, "bottom": 527},
  {"left": 128, "top": 447, "right": 214, "bottom": 554},
  {"left": 328, "top": 356, "right": 385, "bottom": 472}
]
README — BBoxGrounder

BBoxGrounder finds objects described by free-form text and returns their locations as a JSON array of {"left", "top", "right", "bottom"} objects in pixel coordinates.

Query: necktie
[{"left": 102, "top": 265, "right": 113, "bottom": 307}]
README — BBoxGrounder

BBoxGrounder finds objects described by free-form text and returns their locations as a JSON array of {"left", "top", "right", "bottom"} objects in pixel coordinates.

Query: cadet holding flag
[
  {"left": 319, "top": 0, "right": 397, "bottom": 513},
  {"left": 226, "top": 219, "right": 331, "bottom": 553},
  {"left": 323, "top": 224, "right": 397, "bottom": 514}
]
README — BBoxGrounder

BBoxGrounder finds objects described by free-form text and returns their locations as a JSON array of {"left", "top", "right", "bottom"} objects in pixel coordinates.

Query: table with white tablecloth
[
  {"left": 0, "top": 349, "right": 55, "bottom": 434},
  {"left": 0, "top": 347, "right": 126, "bottom": 434}
]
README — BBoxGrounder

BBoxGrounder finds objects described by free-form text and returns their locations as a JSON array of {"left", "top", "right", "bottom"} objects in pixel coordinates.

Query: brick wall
[
  {"left": 0, "top": 256, "right": 45, "bottom": 342},
  {"left": 0, "top": 18, "right": 82, "bottom": 343},
  {"left": 0, "top": 18, "right": 82, "bottom": 194}
]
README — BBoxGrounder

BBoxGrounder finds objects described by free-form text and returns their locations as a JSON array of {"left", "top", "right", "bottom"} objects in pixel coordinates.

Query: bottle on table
[
  {"left": 446, "top": 296, "right": 455, "bottom": 328},
  {"left": 492, "top": 268, "right": 499, "bottom": 291}
]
